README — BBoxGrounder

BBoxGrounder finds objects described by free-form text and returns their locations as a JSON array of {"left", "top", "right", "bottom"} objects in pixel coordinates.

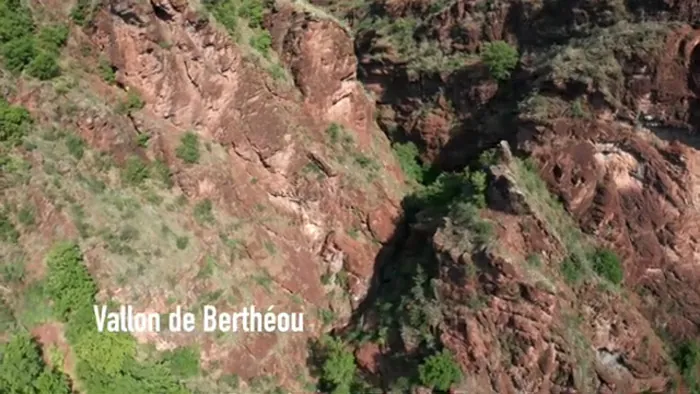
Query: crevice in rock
[
  {"left": 183, "top": 59, "right": 201, "bottom": 94},
  {"left": 150, "top": 0, "right": 174, "bottom": 22}
]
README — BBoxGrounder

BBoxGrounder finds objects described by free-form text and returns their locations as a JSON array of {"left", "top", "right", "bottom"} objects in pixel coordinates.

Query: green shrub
[
  {"left": 176, "top": 236, "right": 189, "bottom": 250},
  {"left": 591, "top": 248, "right": 623, "bottom": 284},
  {"left": 193, "top": 199, "right": 215, "bottom": 225},
  {"left": 418, "top": 350, "right": 462, "bottom": 391},
  {"left": 17, "top": 205, "right": 35, "bottom": 227},
  {"left": 0, "top": 211, "right": 18, "bottom": 244},
  {"left": 238, "top": 0, "right": 266, "bottom": 28},
  {"left": 480, "top": 40, "right": 519, "bottom": 81},
  {"left": 0, "top": 332, "right": 43, "bottom": 391},
  {"left": 0, "top": 98, "right": 33, "bottom": 146},
  {"left": 0, "top": 333, "right": 72, "bottom": 393},
  {"left": 117, "top": 91, "right": 145, "bottom": 114},
  {"left": 0, "top": 5, "right": 65, "bottom": 80},
  {"left": 43, "top": 242, "right": 189, "bottom": 393},
  {"left": 2, "top": 37, "right": 36, "bottom": 72},
  {"left": 561, "top": 253, "right": 585, "bottom": 284},
  {"left": 392, "top": 141, "right": 425, "bottom": 184},
  {"left": 70, "top": 0, "right": 93, "bottom": 26},
  {"left": 34, "top": 368, "right": 71, "bottom": 394},
  {"left": 151, "top": 159, "right": 173, "bottom": 188},
  {"left": 44, "top": 242, "right": 97, "bottom": 320},
  {"left": 122, "top": 156, "right": 150, "bottom": 185},
  {"left": 571, "top": 98, "right": 587, "bottom": 118},
  {"left": 27, "top": 51, "right": 60, "bottom": 80},
  {"left": 0, "top": 1, "right": 34, "bottom": 44},
  {"left": 205, "top": 0, "right": 238, "bottom": 36},
  {"left": 161, "top": 347, "right": 200, "bottom": 378},
  {"left": 1, "top": 257, "right": 25, "bottom": 283},
  {"left": 98, "top": 57, "right": 116, "bottom": 84},
  {"left": 318, "top": 336, "right": 356, "bottom": 393},
  {"left": 675, "top": 341, "right": 700, "bottom": 391},
  {"left": 176, "top": 132, "right": 200, "bottom": 164},
  {"left": 250, "top": 31, "right": 272, "bottom": 57},
  {"left": 66, "top": 134, "right": 86, "bottom": 160},
  {"left": 37, "top": 25, "right": 69, "bottom": 52},
  {"left": 326, "top": 123, "right": 341, "bottom": 144},
  {"left": 74, "top": 330, "right": 136, "bottom": 376},
  {"left": 137, "top": 133, "right": 150, "bottom": 147}
]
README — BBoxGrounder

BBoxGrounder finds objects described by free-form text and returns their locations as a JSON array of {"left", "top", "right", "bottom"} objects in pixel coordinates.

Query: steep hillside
[{"left": 3, "top": 0, "right": 700, "bottom": 393}]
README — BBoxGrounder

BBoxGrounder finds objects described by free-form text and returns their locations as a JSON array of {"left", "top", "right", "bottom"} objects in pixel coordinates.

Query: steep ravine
[
  {"left": 6, "top": 0, "right": 700, "bottom": 392},
  {"left": 294, "top": 0, "right": 700, "bottom": 392}
]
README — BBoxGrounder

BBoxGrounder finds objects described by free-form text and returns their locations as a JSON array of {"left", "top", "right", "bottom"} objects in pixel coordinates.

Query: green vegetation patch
[
  {"left": 0, "top": 2, "right": 66, "bottom": 80},
  {"left": 675, "top": 340, "right": 700, "bottom": 392},
  {"left": 590, "top": 248, "right": 623, "bottom": 285},
  {"left": 176, "top": 132, "right": 201, "bottom": 164},
  {"left": 480, "top": 40, "right": 519, "bottom": 81},
  {"left": 43, "top": 242, "right": 190, "bottom": 393},
  {"left": 532, "top": 21, "right": 675, "bottom": 105},
  {"left": 311, "top": 336, "right": 359, "bottom": 393},
  {"left": 418, "top": 349, "right": 462, "bottom": 391},
  {"left": 0, "top": 98, "right": 33, "bottom": 146},
  {"left": 0, "top": 333, "right": 72, "bottom": 393},
  {"left": 392, "top": 141, "right": 426, "bottom": 184},
  {"left": 203, "top": 0, "right": 273, "bottom": 57}
]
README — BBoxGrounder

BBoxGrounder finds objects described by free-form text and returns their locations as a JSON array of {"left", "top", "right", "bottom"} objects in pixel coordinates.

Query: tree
[
  {"left": 418, "top": 350, "right": 462, "bottom": 391},
  {"left": 0, "top": 333, "right": 43, "bottom": 391},
  {"left": 318, "top": 336, "right": 356, "bottom": 393},
  {"left": 480, "top": 40, "right": 519, "bottom": 81},
  {"left": 0, "top": 332, "right": 72, "bottom": 393},
  {"left": 34, "top": 369, "right": 71, "bottom": 394}
]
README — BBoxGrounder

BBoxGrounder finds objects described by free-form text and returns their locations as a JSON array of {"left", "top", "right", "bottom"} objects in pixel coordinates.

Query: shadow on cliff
[
  {"left": 305, "top": 163, "right": 498, "bottom": 390},
  {"left": 358, "top": 56, "right": 527, "bottom": 173}
]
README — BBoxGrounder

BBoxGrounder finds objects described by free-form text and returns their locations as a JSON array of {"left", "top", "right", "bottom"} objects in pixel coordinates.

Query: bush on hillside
[
  {"left": 122, "top": 156, "right": 150, "bottom": 185},
  {"left": 591, "top": 248, "right": 623, "bottom": 284},
  {"left": 561, "top": 253, "right": 585, "bottom": 284},
  {"left": 0, "top": 211, "right": 19, "bottom": 243},
  {"left": 176, "top": 132, "right": 200, "bottom": 164},
  {"left": 0, "top": 1, "right": 34, "bottom": 44},
  {"left": 418, "top": 349, "right": 462, "bottom": 391},
  {"left": 392, "top": 141, "right": 425, "bottom": 184},
  {"left": 481, "top": 40, "right": 519, "bottom": 81},
  {"left": 70, "top": 0, "right": 92, "bottom": 26},
  {"left": 238, "top": 0, "right": 266, "bottom": 28},
  {"left": 675, "top": 340, "right": 700, "bottom": 391},
  {"left": 161, "top": 347, "right": 200, "bottom": 379},
  {"left": 205, "top": 0, "right": 238, "bottom": 36},
  {"left": 316, "top": 336, "right": 356, "bottom": 393},
  {"left": 0, "top": 3, "right": 66, "bottom": 79},
  {"left": 2, "top": 37, "right": 36, "bottom": 73},
  {"left": 27, "top": 51, "right": 60, "bottom": 80},
  {"left": 43, "top": 242, "right": 189, "bottom": 393},
  {"left": 0, "top": 333, "right": 72, "bottom": 393},
  {"left": 45, "top": 241, "right": 97, "bottom": 320},
  {"left": 249, "top": 31, "right": 272, "bottom": 57},
  {"left": 36, "top": 24, "right": 69, "bottom": 55},
  {"left": 0, "top": 99, "right": 33, "bottom": 146}
]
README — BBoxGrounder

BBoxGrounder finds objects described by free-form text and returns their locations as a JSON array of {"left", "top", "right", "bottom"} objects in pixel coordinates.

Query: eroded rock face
[
  {"left": 512, "top": 21, "right": 700, "bottom": 345},
  {"left": 428, "top": 158, "right": 676, "bottom": 393},
  {"left": 52, "top": 0, "right": 406, "bottom": 388}
]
